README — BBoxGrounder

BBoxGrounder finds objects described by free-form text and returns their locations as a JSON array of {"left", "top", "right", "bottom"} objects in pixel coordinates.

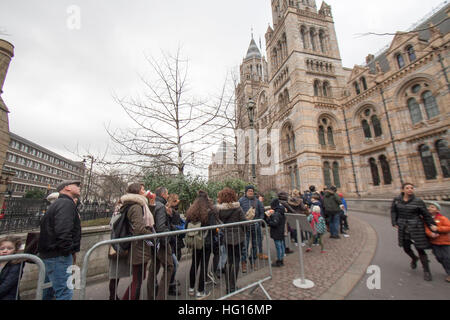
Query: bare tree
[{"left": 107, "top": 47, "right": 226, "bottom": 176}]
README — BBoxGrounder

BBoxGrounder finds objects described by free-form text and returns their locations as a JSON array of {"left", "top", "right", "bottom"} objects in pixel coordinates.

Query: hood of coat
[
  {"left": 120, "top": 194, "right": 148, "bottom": 207},
  {"left": 216, "top": 202, "right": 240, "bottom": 211},
  {"left": 288, "top": 197, "right": 302, "bottom": 207}
]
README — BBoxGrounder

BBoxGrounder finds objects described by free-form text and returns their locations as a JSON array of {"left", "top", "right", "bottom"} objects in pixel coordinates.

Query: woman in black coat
[{"left": 391, "top": 183, "right": 438, "bottom": 281}]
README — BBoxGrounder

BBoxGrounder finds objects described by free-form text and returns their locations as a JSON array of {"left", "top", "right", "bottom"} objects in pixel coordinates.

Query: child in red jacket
[{"left": 424, "top": 202, "right": 450, "bottom": 283}]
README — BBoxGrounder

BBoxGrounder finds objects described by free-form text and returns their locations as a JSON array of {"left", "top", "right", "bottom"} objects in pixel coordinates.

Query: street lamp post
[
  {"left": 83, "top": 155, "right": 94, "bottom": 203},
  {"left": 246, "top": 98, "right": 257, "bottom": 182}
]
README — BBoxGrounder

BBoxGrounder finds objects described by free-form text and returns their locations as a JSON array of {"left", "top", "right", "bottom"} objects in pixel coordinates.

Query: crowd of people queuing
[{"left": 0, "top": 179, "right": 448, "bottom": 301}]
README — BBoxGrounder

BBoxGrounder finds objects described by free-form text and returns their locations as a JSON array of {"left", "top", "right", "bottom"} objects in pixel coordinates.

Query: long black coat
[
  {"left": 391, "top": 195, "right": 436, "bottom": 250},
  {"left": 0, "top": 262, "right": 24, "bottom": 300}
]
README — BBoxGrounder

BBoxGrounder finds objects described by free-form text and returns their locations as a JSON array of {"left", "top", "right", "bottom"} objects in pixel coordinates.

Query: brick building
[{"left": 210, "top": 1, "right": 449, "bottom": 200}]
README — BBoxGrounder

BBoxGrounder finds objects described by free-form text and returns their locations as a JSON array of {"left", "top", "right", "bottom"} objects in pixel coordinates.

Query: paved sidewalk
[
  {"left": 73, "top": 214, "right": 376, "bottom": 300},
  {"left": 228, "top": 215, "right": 377, "bottom": 300}
]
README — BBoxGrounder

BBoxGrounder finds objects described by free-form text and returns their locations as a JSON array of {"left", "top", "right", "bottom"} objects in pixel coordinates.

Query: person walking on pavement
[
  {"left": 216, "top": 188, "right": 247, "bottom": 294},
  {"left": 240, "top": 186, "right": 267, "bottom": 273},
  {"left": 323, "top": 186, "right": 344, "bottom": 239},
  {"left": 391, "top": 183, "right": 438, "bottom": 281},
  {"left": 424, "top": 202, "right": 450, "bottom": 283},
  {"left": 38, "top": 180, "right": 82, "bottom": 300},
  {"left": 147, "top": 187, "right": 175, "bottom": 300}
]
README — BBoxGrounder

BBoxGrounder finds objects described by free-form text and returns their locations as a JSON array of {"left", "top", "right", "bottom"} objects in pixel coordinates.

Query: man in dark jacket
[
  {"left": 322, "top": 186, "right": 343, "bottom": 239},
  {"left": 38, "top": 180, "right": 81, "bottom": 300},
  {"left": 147, "top": 187, "right": 174, "bottom": 300},
  {"left": 239, "top": 186, "right": 266, "bottom": 273}
]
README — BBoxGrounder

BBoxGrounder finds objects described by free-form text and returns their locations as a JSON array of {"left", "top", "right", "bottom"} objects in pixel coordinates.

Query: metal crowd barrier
[
  {"left": 0, "top": 254, "right": 47, "bottom": 300},
  {"left": 80, "top": 219, "right": 273, "bottom": 300}
]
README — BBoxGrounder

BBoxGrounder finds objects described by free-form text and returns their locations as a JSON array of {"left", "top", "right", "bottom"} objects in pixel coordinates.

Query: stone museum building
[{"left": 209, "top": 1, "right": 450, "bottom": 200}]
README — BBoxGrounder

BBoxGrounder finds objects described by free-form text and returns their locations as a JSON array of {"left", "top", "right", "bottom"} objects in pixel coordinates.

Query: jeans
[
  {"left": 330, "top": 212, "right": 341, "bottom": 237},
  {"left": 43, "top": 255, "right": 73, "bottom": 300},
  {"left": 256, "top": 224, "right": 263, "bottom": 253},
  {"left": 147, "top": 245, "right": 174, "bottom": 300},
  {"left": 431, "top": 245, "right": 450, "bottom": 275},
  {"left": 169, "top": 253, "right": 179, "bottom": 286},
  {"left": 274, "top": 240, "right": 285, "bottom": 261},
  {"left": 241, "top": 224, "right": 258, "bottom": 263}
]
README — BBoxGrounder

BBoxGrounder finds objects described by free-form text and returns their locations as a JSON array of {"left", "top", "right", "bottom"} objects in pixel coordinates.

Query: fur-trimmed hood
[
  {"left": 120, "top": 194, "right": 148, "bottom": 207},
  {"left": 215, "top": 202, "right": 241, "bottom": 211}
]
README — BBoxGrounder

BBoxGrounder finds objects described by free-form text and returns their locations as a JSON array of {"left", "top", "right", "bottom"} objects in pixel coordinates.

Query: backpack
[
  {"left": 109, "top": 204, "right": 133, "bottom": 257},
  {"left": 184, "top": 221, "right": 207, "bottom": 250}
]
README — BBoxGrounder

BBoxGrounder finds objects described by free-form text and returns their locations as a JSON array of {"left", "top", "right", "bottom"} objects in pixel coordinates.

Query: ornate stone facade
[{"left": 209, "top": 1, "right": 450, "bottom": 200}]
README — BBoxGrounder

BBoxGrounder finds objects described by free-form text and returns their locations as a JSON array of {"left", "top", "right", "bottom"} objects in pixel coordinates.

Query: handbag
[{"left": 108, "top": 244, "right": 129, "bottom": 259}]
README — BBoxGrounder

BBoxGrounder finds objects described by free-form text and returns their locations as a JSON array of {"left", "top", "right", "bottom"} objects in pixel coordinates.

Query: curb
[{"left": 318, "top": 215, "right": 378, "bottom": 300}]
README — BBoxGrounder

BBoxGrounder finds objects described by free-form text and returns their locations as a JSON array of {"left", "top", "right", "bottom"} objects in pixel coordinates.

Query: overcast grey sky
[{"left": 0, "top": 0, "right": 446, "bottom": 176}]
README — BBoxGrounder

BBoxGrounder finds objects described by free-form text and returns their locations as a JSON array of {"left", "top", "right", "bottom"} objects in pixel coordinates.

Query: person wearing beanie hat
[
  {"left": 424, "top": 202, "right": 450, "bottom": 283},
  {"left": 306, "top": 205, "right": 327, "bottom": 254},
  {"left": 264, "top": 198, "right": 286, "bottom": 268}
]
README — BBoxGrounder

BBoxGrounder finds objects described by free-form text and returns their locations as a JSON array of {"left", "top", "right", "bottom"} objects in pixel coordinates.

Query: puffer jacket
[
  {"left": 216, "top": 202, "right": 246, "bottom": 246},
  {"left": 424, "top": 213, "right": 450, "bottom": 246},
  {"left": 323, "top": 191, "right": 342, "bottom": 215},
  {"left": 120, "top": 194, "right": 154, "bottom": 266},
  {"left": 391, "top": 194, "right": 436, "bottom": 250},
  {"left": 265, "top": 200, "right": 286, "bottom": 241}
]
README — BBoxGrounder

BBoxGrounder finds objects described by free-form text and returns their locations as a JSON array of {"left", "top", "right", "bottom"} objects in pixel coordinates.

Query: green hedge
[{"left": 143, "top": 174, "right": 257, "bottom": 212}]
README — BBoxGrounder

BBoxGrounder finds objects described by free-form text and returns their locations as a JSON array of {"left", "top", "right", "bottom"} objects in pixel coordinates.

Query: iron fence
[
  {"left": 80, "top": 219, "right": 273, "bottom": 300},
  {"left": 0, "top": 198, "right": 114, "bottom": 235}
]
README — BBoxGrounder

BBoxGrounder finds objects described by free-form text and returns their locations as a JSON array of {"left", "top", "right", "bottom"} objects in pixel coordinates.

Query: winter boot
[
  {"left": 419, "top": 254, "right": 432, "bottom": 281},
  {"left": 404, "top": 250, "right": 419, "bottom": 270},
  {"left": 271, "top": 260, "right": 282, "bottom": 268}
]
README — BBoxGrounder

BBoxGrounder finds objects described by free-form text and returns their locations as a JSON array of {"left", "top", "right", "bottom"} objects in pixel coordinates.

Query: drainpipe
[
  {"left": 342, "top": 107, "right": 360, "bottom": 197},
  {"left": 378, "top": 84, "right": 404, "bottom": 185}
]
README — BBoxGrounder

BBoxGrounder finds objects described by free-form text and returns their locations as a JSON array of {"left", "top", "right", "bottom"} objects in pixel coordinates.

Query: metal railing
[
  {"left": 80, "top": 219, "right": 273, "bottom": 300},
  {"left": 0, "top": 254, "right": 47, "bottom": 300}
]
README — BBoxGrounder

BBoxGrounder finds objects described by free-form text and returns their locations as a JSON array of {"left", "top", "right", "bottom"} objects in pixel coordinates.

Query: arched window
[
  {"left": 371, "top": 115, "right": 383, "bottom": 137},
  {"left": 436, "top": 140, "right": 449, "bottom": 178},
  {"left": 314, "top": 80, "right": 321, "bottom": 96},
  {"left": 361, "top": 77, "right": 368, "bottom": 91},
  {"left": 362, "top": 119, "right": 372, "bottom": 139},
  {"left": 291, "top": 132, "right": 296, "bottom": 152},
  {"left": 319, "top": 30, "right": 326, "bottom": 53},
  {"left": 310, "top": 29, "right": 317, "bottom": 51},
  {"left": 419, "top": 144, "right": 437, "bottom": 180},
  {"left": 422, "top": 91, "right": 439, "bottom": 119},
  {"left": 396, "top": 54, "right": 405, "bottom": 69},
  {"left": 278, "top": 93, "right": 284, "bottom": 108},
  {"left": 407, "top": 98, "right": 423, "bottom": 124},
  {"left": 323, "top": 82, "right": 331, "bottom": 97},
  {"left": 369, "top": 158, "right": 380, "bottom": 186},
  {"left": 323, "top": 162, "right": 332, "bottom": 187},
  {"left": 327, "top": 127, "right": 335, "bottom": 146},
  {"left": 318, "top": 126, "right": 326, "bottom": 145},
  {"left": 406, "top": 45, "right": 416, "bottom": 62},
  {"left": 354, "top": 82, "right": 361, "bottom": 95},
  {"left": 379, "top": 155, "right": 392, "bottom": 185},
  {"left": 332, "top": 162, "right": 341, "bottom": 188},
  {"left": 301, "top": 27, "right": 308, "bottom": 49}
]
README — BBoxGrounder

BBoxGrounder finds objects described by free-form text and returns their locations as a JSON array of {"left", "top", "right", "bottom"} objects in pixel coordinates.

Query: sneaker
[
  {"left": 424, "top": 272, "right": 432, "bottom": 282},
  {"left": 343, "top": 234, "right": 350, "bottom": 238},
  {"left": 410, "top": 257, "right": 418, "bottom": 270},
  {"left": 294, "top": 243, "right": 299, "bottom": 247},
  {"left": 196, "top": 291, "right": 211, "bottom": 300},
  {"left": 446, "top": 276, "right": 450, "bottom": 283},
  {"left": 188, "top": 288, "right": 195, "bottom": 296},
  {"left": 285, "top": 248, "right": 294, "bottom": 254},
  {"left": 301, "top": 242, "right": 306, "bottom": 247},
  {"left": 313, "top": 244, "right": 319, "bottom": 247},
  {"left": 271, "top": 260, "right": 282, "bottom": 268},
  {"left": 306, "top": 248, "right": 312, "bottom": 253},
  {"left": 258, "top": 253, "right": 269, "bottom": 260},
  {"left": 241, "top": 262, "right": 247, "bottom": 273}
]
